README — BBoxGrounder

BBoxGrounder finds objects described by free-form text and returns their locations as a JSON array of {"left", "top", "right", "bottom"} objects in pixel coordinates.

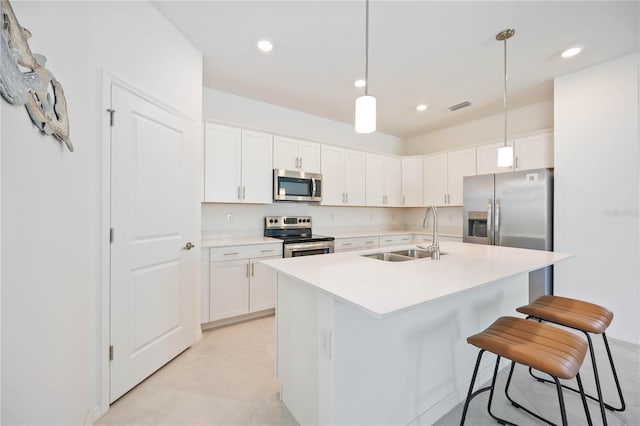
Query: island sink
[{"left": 361, "top": 248, "right": 447, "bottom": 261}]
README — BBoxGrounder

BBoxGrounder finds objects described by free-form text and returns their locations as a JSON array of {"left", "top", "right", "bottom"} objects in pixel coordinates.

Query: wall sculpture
[{"left": 0, "top": 0, "right": 73, "bottom": 152}]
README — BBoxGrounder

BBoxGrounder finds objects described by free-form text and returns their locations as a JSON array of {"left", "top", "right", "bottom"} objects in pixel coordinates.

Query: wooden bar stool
[
  {"left": 517, "top": 295, "right": 625, "bottom": 426},
  {"left": 460, "top": 316, "right": 592, "bottom": 426}
]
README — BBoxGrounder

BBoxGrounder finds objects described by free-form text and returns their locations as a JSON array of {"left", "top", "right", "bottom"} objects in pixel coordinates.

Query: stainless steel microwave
[{"left": 273, "top": 169, "right": 322, "bottom": 202}]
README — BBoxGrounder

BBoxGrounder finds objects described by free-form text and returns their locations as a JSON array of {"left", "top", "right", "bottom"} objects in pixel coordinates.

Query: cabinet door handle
[
  {"left": 246, "top": 263, "right": 250, "bottom": 278},
  {"left": 251, "top": 263, "right": 255, "bottom": 277},
  {"left": 447, "top": 194, "right": 451, "bottom": 204},
  {"left": 444, "top": 194, "right": 447, "bottom": 204},
  {"left": 365, "top": 241, "right": 375, "bottom": 244},
  {"left": 403, "top": 195, "right": 405, "bottom": 205},
  {"left": 223, "top": 252, "right": 239, "bottom": 256},
  {"left": 515, "top": 156, "right": 519, "bottom": 169},
  {"left": 242, "top": 186, "right": 246, "bottom": 200},
  {"left": 237, "top": 186, "right": 241, "bottom": 200},
  {"left": 260, "top": 249, "right": 275, "bottom": 253},
  {"left": 299, "top": 157, "right": 303, "bottom": 168},
  {"left": 345, "top": 193, "right": 348, "bottom": 203},
  {"left": 342, "top": 243, "right": 353, "bottom": 246}
]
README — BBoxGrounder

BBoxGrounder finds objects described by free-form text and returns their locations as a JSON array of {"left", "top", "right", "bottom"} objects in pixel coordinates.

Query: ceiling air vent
[{"left": 448, "top": 101, "right": 471, "bottom": 111}]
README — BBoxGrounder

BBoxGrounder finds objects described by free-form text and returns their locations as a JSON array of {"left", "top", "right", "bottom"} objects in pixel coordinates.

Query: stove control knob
[{"left": 274, "top": 219, "right": 279, "bottom": 223}]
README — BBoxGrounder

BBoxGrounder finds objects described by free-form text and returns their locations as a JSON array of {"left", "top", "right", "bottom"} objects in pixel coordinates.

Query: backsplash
[{"left": 201, "top": 203, "right": 462, "bottom": 239}]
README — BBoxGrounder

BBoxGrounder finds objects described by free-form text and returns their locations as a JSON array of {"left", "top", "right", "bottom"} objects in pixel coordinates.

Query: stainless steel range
[{"left": 264, "top": 216, "right": 334, "bottom": 258}]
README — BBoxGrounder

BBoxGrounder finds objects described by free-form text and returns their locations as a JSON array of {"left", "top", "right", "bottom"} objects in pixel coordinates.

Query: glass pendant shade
[
  {"left": 497, "top": 145, "right": 514, "bottom": 167},
  {"left": 355, "top": 95, "right": 376, "bottom": 134}
]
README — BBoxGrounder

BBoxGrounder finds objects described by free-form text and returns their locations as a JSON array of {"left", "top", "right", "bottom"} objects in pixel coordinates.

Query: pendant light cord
[
  {"left": 364, "top": 0, "right": 370, "bottom": 96},
  {"left": 503, "top": 36, "right": 508, "bottom": 147}
]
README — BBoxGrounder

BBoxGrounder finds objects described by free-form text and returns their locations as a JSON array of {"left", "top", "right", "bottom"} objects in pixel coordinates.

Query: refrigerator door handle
[
  {"left": 495, "top": 198, "right": 501, "bottom": 246},
  {"left": 487, "top": 199, "right": 494, "bottom": 245}
]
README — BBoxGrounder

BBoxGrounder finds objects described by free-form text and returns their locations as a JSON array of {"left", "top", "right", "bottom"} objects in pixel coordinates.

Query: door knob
[{"left": 183, "top": 242, "right": 195, "bottom": 250}]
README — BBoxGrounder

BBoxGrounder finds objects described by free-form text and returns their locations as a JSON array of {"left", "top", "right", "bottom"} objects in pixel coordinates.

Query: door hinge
[
  {"left": 110, "top": 227, "right": 114, "bottom": 243},
  {"left": 109, "top": 345, "right": 114, "bottom": 361},
  {"left": 107, "top": 108, "right": 115, "bottom": 126}
]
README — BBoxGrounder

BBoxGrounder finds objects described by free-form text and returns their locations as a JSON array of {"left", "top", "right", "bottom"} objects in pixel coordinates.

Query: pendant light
[
  {"left": 355, "top": 0, "right": 376, "bottom": 134},
  {"left": 496, "top": 29, "right": 515, "bottom": 167}
]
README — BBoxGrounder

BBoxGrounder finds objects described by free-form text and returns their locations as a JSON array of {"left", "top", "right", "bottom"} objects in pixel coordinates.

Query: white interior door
[{"left": 110, "top": 84, "right": 198, "bottom": 402}]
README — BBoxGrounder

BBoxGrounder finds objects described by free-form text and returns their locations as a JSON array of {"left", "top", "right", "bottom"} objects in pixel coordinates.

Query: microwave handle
[{"left": 311, "top": 177, "right": 317, "bottom": 197}]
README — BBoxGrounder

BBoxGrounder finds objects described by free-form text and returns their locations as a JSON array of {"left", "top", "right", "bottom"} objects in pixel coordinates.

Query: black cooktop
[{"left": 274, "top": 234, "right": 335, "bottom": 244}]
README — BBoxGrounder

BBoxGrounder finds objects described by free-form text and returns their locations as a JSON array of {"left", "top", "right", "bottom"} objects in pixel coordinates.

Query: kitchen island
[{"left": 263, "top": 242, "right": 573, "bottom": 425}]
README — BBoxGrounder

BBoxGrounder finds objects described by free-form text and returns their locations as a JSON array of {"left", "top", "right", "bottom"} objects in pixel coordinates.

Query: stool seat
[
  {"left": 517, "top": 295, "right": 613, "bottom": 334},
  {"left": 467, "top": 316, "right": 588, "bottom": 379}
]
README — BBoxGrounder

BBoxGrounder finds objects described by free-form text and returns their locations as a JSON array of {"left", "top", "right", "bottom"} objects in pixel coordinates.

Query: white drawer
[
  {"left": 210, "top": 243, "right": 282, "bottom": 262},
  {"left": 335, "top": 236, "right": 379, "bottom": 252},
  {"left": 378, "top": 234, "right": 414, "bottom": 247}
]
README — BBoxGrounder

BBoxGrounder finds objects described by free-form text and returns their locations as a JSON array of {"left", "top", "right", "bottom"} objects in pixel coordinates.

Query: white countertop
[{"left": 263, "top": 242, "right": 573, "bottom": 318}]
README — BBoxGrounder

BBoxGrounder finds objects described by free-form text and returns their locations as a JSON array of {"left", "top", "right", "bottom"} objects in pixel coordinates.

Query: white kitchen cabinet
[
  {"left": 204, "top": 123, "right": 273, "bottom": 203},
  {"left": 209, "top": 259, "right": 250, "bottom": 321},
  {"left": 249, "top": 257, "right": 280, "bottom": 312},
  {"left": 321, "top": 145, "right": 365, "bottom": 206},
  {"left": 273, "top": 136, "right": 321, "bottom": 173},
  {"left": 414, "top": 234, "right": 462, "bottom": 244},
  {"left": 476, "top": 132, "right": 553, "bottom": 175},
  {"left": 423, "top": 153, "right": 448, "bottom": 206},
  {"left": 365, "top": 154, "right": 402, "bottom": 207},
  {"left": 514, "top": 132, "right": 554, "bottom": 171},
  {"left": 401, "top": 157, "right": 423, "bottom": 206},
  {"left": 423, "top": 148, "right": 475, "bottom": 206},
  {"left": 204, "top": 243, "right": 282, "bottom": 323},
  {"left": 378, "top": 234, "right": 413, "bottom": 247},
  {"left": 447, "top": 148, "right": 476, "bottom": 205},
  {"left": 334, "top": 236, "right": 379, "bottom": 252}
]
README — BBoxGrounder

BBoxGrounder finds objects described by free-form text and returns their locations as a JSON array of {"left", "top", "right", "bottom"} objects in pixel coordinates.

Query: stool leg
[
  {"left": 552, "top": 376, "right": 568, "bottom": 426},
  {"left": 602, "top": 332, "right": 626, "bottom": 411},
  {"left": 576, "top": 373, "right": 593, "bottom": 426},
  {"left": 585, "top": 333, "right": 608, "bottom": 425},
  {"left": 505, "top": 362, "right": 560, "bottom": 426},
  {"left": 460, "top": 349, "right": 485, "bottom": 426},
  {"left": 486, "top": 355, "right": 517, "bottom": 426}
]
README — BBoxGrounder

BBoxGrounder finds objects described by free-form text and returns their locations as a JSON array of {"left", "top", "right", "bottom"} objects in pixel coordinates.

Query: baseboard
[
  {"left": 84, "top": 403, "right": 102, "bottom": 426},
  {"left": 201, "top": 309, "right": 275, "bottom": 331}
]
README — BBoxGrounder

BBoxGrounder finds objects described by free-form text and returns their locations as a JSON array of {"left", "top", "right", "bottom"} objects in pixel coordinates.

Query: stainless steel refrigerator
[{"left": 463, "top": 168, "right": 553, "bottom": 301}]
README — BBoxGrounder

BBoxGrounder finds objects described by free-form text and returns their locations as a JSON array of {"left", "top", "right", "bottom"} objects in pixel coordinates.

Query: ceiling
[{"left": 152, "top": 1, "right": 639, "bottom": 139}]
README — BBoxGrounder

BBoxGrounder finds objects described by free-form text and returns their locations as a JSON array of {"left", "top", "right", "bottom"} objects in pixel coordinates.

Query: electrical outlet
[{"left": 226, "top": 214, "right": 233, "bottom": 224}]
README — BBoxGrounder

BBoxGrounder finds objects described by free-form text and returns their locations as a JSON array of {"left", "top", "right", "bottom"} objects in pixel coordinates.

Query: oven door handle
[{"left": 285, "top": 242, "right": 333, "bottom": 251}]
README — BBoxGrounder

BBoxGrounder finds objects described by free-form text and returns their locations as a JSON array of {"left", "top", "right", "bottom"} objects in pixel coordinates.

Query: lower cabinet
[
  {"left": 378, "top": 234, "right": 414, "bottom": 247},
  {"left": 203, "top": 244, "right": 282, "bottom": 324},
  {"left": 334, "top": 236, "right": 380, "bottom": 252}
]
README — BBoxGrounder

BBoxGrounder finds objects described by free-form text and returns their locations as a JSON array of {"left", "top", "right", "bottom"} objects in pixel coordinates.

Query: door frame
[{"left": 98, "top": 70, "right": 200, "bottom": 415}]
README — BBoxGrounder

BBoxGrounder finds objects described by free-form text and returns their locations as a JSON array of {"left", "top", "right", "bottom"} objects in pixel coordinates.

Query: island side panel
[
  {"left": 276, "top": 273, "right": 319, "bottom": 425},
  {"left": 331, "top": 274, "right": 528, "bottom": 425}
]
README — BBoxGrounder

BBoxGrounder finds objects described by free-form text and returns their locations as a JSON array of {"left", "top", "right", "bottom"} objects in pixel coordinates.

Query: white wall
[
  {"left": 554, "top": 53, "right": 639, "bottom": 344},
  {"left": 1, "top": 2, "right": 201, "bottom": 424},
  {"left": 405, "top": 100, "right": 553, "bottom": 155},
  {"left": 203, "top": 88, "right": 404, "bottom": 156}
]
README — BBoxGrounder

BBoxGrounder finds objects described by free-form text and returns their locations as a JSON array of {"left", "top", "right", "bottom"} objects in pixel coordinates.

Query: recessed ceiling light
[
  {"left": 416, "top": 104, "right": 428, "bottom": 112},
  {"left": 257, "top": 40, "right": 273, "bottom": 52},
  {"left": 354, "top": 79, "right": 366, "bottom": 88},
  {"left": 561, "top": 46, "right": 582, "bottom": 58}
]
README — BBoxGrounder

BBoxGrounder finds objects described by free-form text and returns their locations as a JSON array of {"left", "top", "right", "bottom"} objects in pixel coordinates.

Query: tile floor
[{"left": 97, "top": 315, "right": 640, "bottom": 425}]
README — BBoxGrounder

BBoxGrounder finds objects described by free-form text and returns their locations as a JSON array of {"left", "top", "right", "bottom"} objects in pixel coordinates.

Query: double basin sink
[{"left": 362, "top": 248, "right": 448, "bottom": 262}]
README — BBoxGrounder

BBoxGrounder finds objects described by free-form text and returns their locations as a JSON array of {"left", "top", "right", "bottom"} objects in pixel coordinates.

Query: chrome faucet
[{"left": 421, "top": 205, "right": 440, "bottom": 260}]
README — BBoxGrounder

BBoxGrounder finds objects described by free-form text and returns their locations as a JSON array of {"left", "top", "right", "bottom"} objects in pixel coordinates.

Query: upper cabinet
[
  {"left": 204, "top": 123, "right": 273, "bottom": 204},
  {"left": 514, "top": 132, "right": 554, "bottom": 171},
  {"left": 321, "top": 145, "right": 365, "bottom": 206},
  {"left": 401, "top": 157, "right": 424, "bottom": 207},
  {"left": 365, "top": 154, "right": 402, "bottom": 207},
  {"left": 476, "top": 131, "right": 554, "bottom": 175},
  {"left": 423, "top": 148, "right": 476, "bottom": 206},
  {"left": 273, "top": 136, "right": 321, "bottom": 173}
]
